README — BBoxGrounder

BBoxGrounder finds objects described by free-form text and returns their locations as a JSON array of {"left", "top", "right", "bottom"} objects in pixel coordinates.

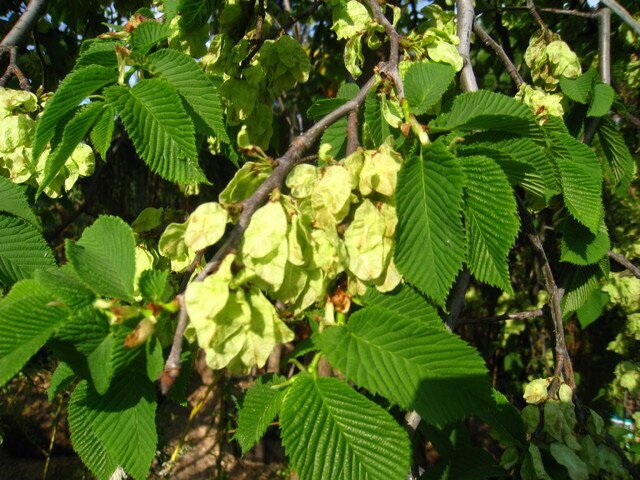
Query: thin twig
[
  {"left": 362, "top": 0, "right": 404, "bottom": 100},
  {"left": 0, "top": 46, "right": 30, "bottom": 90},
  {"left": 607, "top": 251, "right": 640, "bottom": 280},
  {"left": 526, "top": 0, "right": 552, "bottom": 41},
  {"left": 456, "top": 0, "right": 478, "bottom": 93},
  {"left": 477, "top": 6, "right": 599, "bottom": 19},
  {"left": 472, "top": 21, "right": 524, "bottom": 88},
  {"left": 159, "top": 74, "right": 379, "bottom": 394},
  {"left": 346, "top": 109, "right": 360, "bottom": 156},
  {"left": 457, "top": 308, "right": 545, "bottom": 326},
  {"left": 518, "top": 198, "right": 575, "bottom": 391},
  {"left": 599, "top": 0, "right": 640, "bottom": 35}
]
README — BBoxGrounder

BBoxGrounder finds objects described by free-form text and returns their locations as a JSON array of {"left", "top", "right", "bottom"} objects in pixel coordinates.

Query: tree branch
[
  {"left": 1, "top": 0, "right": 48, "bottom": 48},
  {"left": 607, "top": 251, "right": 640, "bottom": 280},
  {"left": 159, "top": 74, "right": 379, "bottom": 394},
  {"left": 346, "top": 109, "right": 360, "bottom": 156},
  {"left": 362, "top": 0, "right": 404, "bottom": 100},
  {"left": 457, "top": 308, "right": 545, "bottom": 326},
  {"left": 599, "top": 0, "right": 640, "bottom": 35},
  {"left": 518, "top": 198, "right": 575, "bottom": 391},
  {"left": 598, "top": 7, "right": 611, "bottom": 85},
  {"left": 476, "top": 6, "right": 600, "bottom": 19},
  {"left": 472, "top": 21, "right": 524, "bottom": 88},
  {"left": 456, "top": 0, "right": 478, "bottom": 93},
  {"left": 0, "top": 46, "right": 30, "bottom": 90}
]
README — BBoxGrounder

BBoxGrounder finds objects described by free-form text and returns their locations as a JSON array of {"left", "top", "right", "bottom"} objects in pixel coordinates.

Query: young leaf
[
  {"left": 587, "top": 83, "right": 614, "bottom": 117},
  {"left": 0, "top": 279, "right": 69, "bottom": 387},
  {"left": 33, "top": 65, "right": 117, "bottom": 161},
  {"left": 147, "top": 48, "right": 228, "bottom": 142},
  {"left": 105, "top": 79, "right": 206, "bottom": 184},
  {"left": 68, "top": 369, "right": 157, "bottom": 480},
  {"left": 0, "top": 215, "right": 55, "bottom": 286},
  {"left": 559, "top": 70, "right": 597, "bottom": 104},
  {"left": 130, "top": 21, "right": 171, "bottom": 54},
  {"left": 394, "top": 142, "right": 465, "bottom": 305},
  {"left": 315, "top": 305, "right": 494, "bottom": 426},
  {"left": 597, "top": 119, "right": 635, "bottom": 193},
  {"left": 90, "top": 105, "right": 116, "bottom": 159},
  {"left": 0, "top": 176, "right": 38, "bottom": 225},
  {"left": 280, "top": 374, "right": 411, "bottom": 480},
  {"left": 234, "top": 374, "right": 286, "bottom": 454},
  {"left": 404, "top": 61, "right": 455, "bottom": 115},
  {"left": 560, "top": 216, "right": 610, "bottom": 266},
  {"left": 65, "top": 216, "right": 137, "bottom": 300},
  {"left": 551, "top": 133, "right": 603, "bottom": 234},
  {"left": 461, "top": 156, "right": 520, "bottom": 293},
  {"left": 429, "top": 90, "right": 540, "bottom": 138},
  {"left": 38, "top": 101, "right": 104, "bottom": 195}
]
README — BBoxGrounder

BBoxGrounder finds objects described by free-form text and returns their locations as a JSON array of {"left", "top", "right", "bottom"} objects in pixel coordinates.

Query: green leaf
[
  {"left": 597, "top": 119, "right": 635, "bottom": 193},
  {"left": 549, "top": 443, "right": 589, "bottom": 480},
  {"left": 280, "top": 374, "right": 411, "bottom": 480},
  {"left": 0, "top": 176, "right": 38, "bottom": 225},
  {"left": 404, "top": 61, "right": 455, "bottom": 115},
  {"left": 75, "top": 40, "right": 119, "bottom": 70},
  {"left": 551, "top": 133, "right": 603, "bottom": 234},
  {"left": 587, "top": 83, "right": 614, "bottom": 117},
  {"left": 364, "top": 92, "right": 392, "bottom": 147},
  {"left": 315, "top": 305, "right": 493, "bottom": 426},
  {"left": 458, "top": 137, "right": 559, "bottom": 204},
  {"left": 33, "top": 65, "right": 117, "bottom": 162},
  {"left": 147, "top": 49, "right": 228, "bottom": 142},
  {"left": 395, "top": 142, "right": 465, "bottom": 304},
  {"left": 146, "top": 337, "right": 164, "bottom": 381},
  {"left": 561, "top": 258, "right": 608, "bottom": 314},
  {"left": 48, "top": 361, "right": 76, "bottom": 401},
  {"left": 38, "top": 102, "right": 104, "bottom": 195},
  {"left": 139, "top": 269, "right": 169, "bottom": 302},
  {"left": 234, "top": 374, "right": 286, "bottom": 454},
  {"left": 307, "top": 98, "right": 347, "bottom": 120},
  {"left": 0, "top": 279, "right": 69, "bottom": 387},
  {"left": 430, "top": 90, "right": 540, "bottom": 138},
  {"left": 0, "top": 215, "right": 55, "bottom": 286},
  {"left": 560, "top": 216, "right": 609, "bottom": 266},
  {"left": 476, "top": 389, "right": 526, "bottom": 448},
  {"left": 461, "top": 156, "right": 519, "bottom": 293},
  {"left": 130, "top": 21, "right": 171, "bottom": 54},
  {"left": 90, "top": 105, "right": 116, "bottom": 159},
  {"left": 179, "top": 0, "right": 214, "bottom": 31},
  {"left": 68, "top": 369, "right": 157, "bottom": 480},
  {"left": 362, "top": 284, "right": 440, "bottom": 324},
  {"left": 559, "top": 70, "right": 597, "bottom": 104},
  {"left": 105, "top": 79, "right": 206, "bottom": 184},
  {"left": 576, "top": 289, "right": 609, "bottom": 329},
  {"left": 320, "top": 117, "right": 347, "bottom": 158},
  {"left": 65, "top": 216, "right": 137, "bottom": 300}
]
